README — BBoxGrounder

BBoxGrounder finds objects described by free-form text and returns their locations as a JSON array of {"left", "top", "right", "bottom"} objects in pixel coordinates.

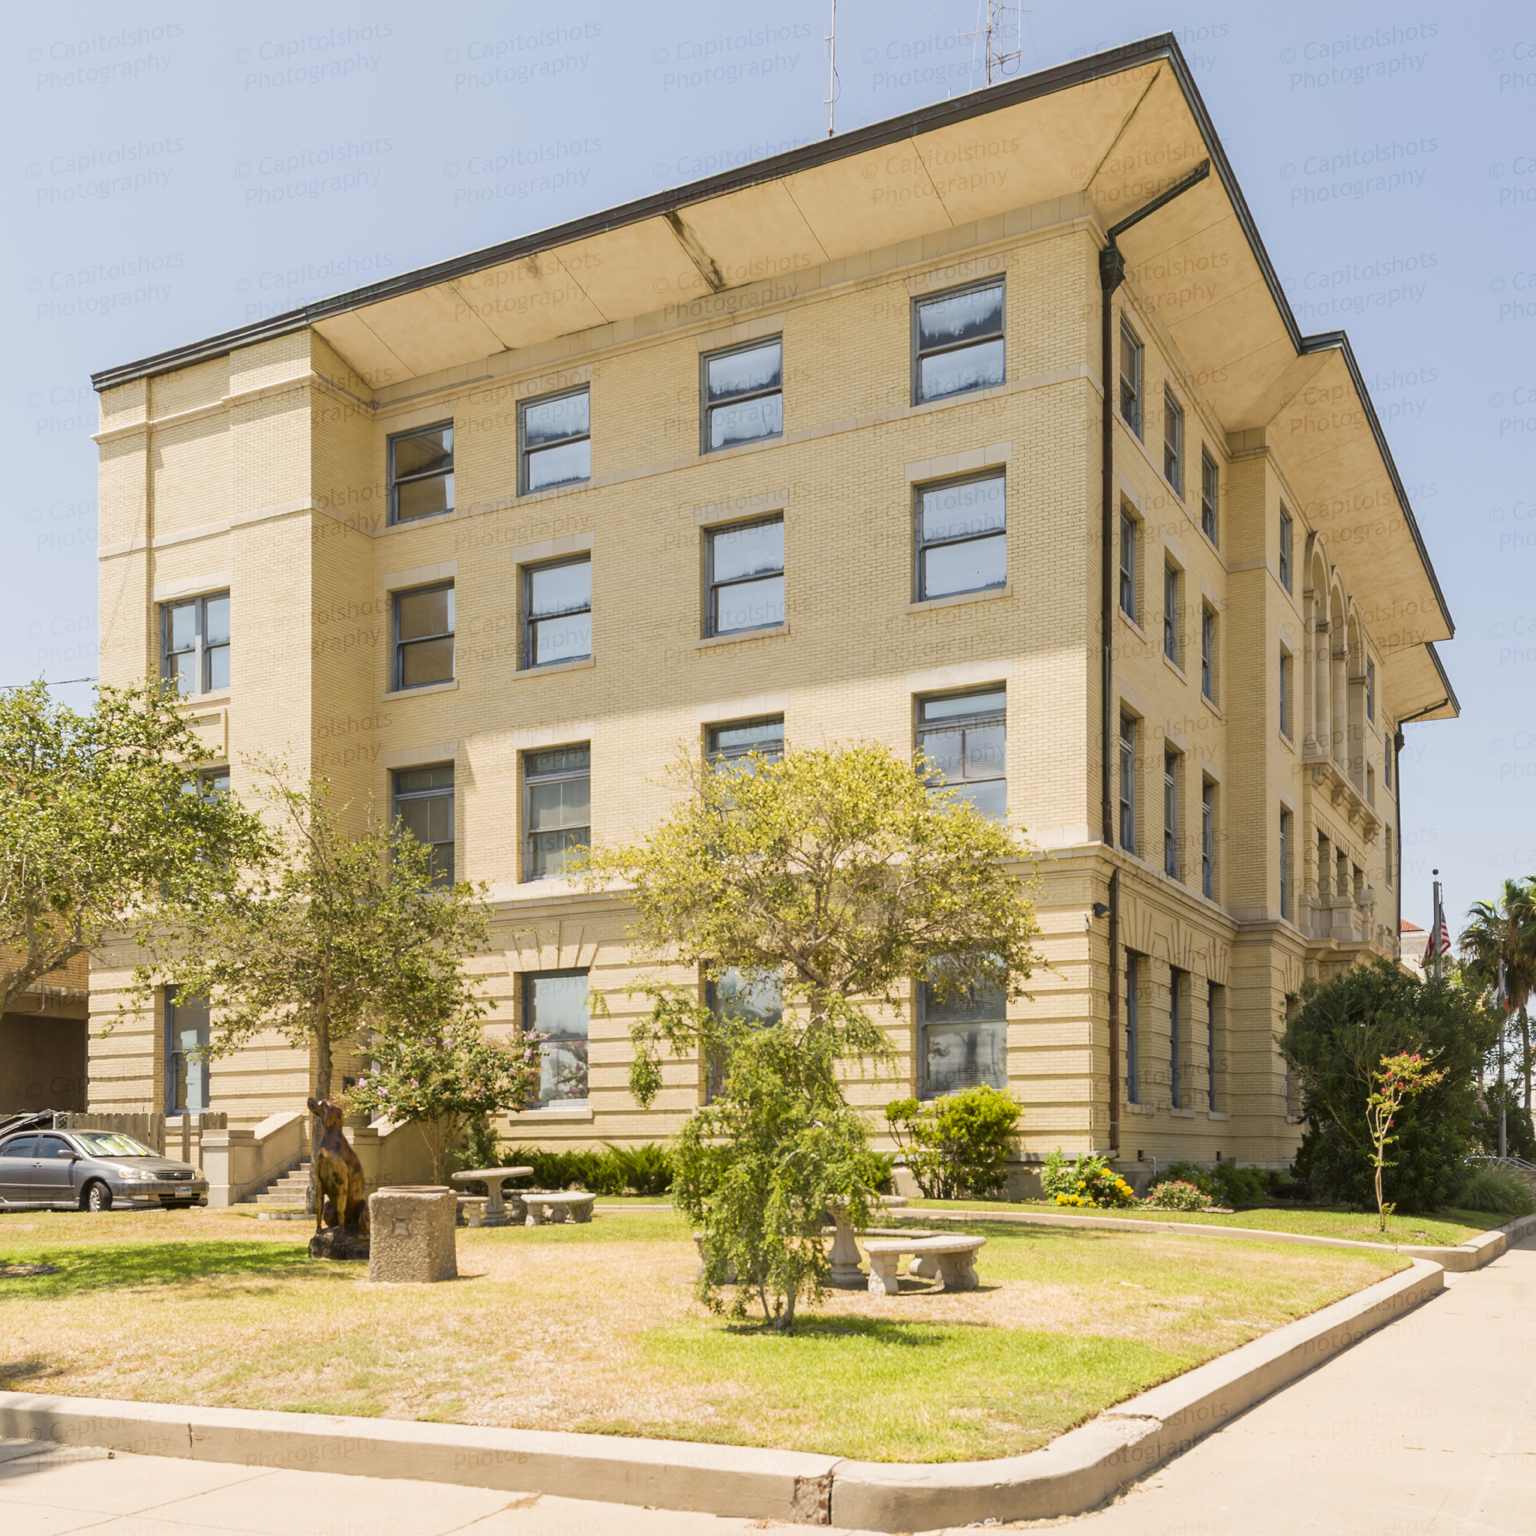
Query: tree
[
  {"left": 343, "top": 1017, "right": 545, "bottom": 1184},
  {"left": 1364, "top": 1052, "right": 1444, "bottom": 1231},
  {"left": 137, "top": 766, "right": 494, "bottom": 1195},
  {"left": 1460, "top": 878, "right": 1536, "bottom": 1114},
  {"left": 585, "top": 741, "right": 1044, "bottom": 1330},
  {"left": 0, "top": 679, "right": 267, "bottom": 1014},
  {"left": 1282, "top": 959, "right": 1496, "bottom": 1212}
]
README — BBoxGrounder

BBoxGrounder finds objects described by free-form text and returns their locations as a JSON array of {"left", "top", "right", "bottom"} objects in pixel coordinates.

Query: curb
[
  {"left": 0, "top": 1258, "right": 1445, "bottom": 1530},
  {"left": 886, "top": 1207, "right": 1536, "bottom": 1272}
]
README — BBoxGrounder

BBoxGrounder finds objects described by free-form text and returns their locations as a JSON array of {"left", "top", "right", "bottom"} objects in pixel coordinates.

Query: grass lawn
[
  {"left": 0, "top": 1204, "right": 1407, "bottom": 1462},
  {"left": 899, "top": 1199, "right": 1506, "bottom": 1247}
]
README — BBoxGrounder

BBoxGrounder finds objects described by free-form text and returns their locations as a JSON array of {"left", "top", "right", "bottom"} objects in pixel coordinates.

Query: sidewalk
[{"left": 1, "top": 1237, "right": 1530, "bottom": 1534}]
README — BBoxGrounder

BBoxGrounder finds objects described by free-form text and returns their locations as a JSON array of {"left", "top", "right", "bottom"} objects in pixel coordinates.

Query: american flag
[{"left": 1423, "top": 880, "right": 1450, "bottom": 965}]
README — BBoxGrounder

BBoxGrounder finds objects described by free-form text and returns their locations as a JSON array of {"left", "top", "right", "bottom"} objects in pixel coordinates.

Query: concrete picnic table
[
  {"left": 826, "top": 1194, "right": 908, "bottom": 1287},
  {"left": 449, "top": 1167, "right": 532, "bottom": 1227}
]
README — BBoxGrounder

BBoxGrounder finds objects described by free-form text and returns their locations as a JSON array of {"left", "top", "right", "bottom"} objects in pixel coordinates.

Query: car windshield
[{"left": 71, "top": 1132, "right": 159, "bottom": 1157}]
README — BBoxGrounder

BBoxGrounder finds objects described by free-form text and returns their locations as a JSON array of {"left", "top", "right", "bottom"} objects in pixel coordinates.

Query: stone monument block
[{"left": 367, "top": 1186, "right": 458, "bottom": 1284}]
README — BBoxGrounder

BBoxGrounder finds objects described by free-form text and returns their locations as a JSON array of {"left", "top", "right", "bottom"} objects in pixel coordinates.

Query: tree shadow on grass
[
  {"left": 0, "top": 1241, "right": 340, "bottom": 1298},
  {"left": 719, "top": 1315, "right": 991, "bottom": 1345}
]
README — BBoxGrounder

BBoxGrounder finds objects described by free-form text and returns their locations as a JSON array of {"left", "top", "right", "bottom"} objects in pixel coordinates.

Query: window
[
  {"left": 1207, "top": 984, "right": 1222, "bottom": 1111},
  {"left": 706, "top": 716, "right": 784, "bottom": 768},
  {"left": 1385, "top": 825, "right": 1393, "bottom": 887},
  {"left": 913, "top": 280, "right": 1004, "bottom": 405},
  {"left": 706, "top": 516, "right": 784, "bottom": 635},
  {"left": 160, "top": 591, "right": 230, "bottom": 695},
  {"left": 1280, "top": 650, "right": 1293, "bottom": 738},
  {"left": 1280, "top": 807, "right": 1293, "bottom": 920},
  {"left": 524, "top": 970, "right": 589, "bottom": 1104},
  {"left": 388, "top": 422, "right": 454, "bottom": 524},
  {"left": 393, "top": 765, "right": 454, "bottom": 886},
  {"left": 1169, "top": 969, "right": 1183, "bottom": 1108},
  {"left": 1201, "top": 779, "right": 1215, "bottom": 899},
  {"left": 1279, "top": 507, "right": 1293, "bottom": 593},
  {"left": 1385, "top": 742, "right": 1392, "bottom": 789},
  {"left": 393, "top": 583, "right": 454, "bottom": 690},
  {"left": 1119, "top": 319, "right": 1143, "bottom": 436},
  {"left": 165, "top": 987, "right": 210, "bottom": 1115},
  {"left": 1164, "top": 388, "right": 1184, "bottom": 494},
  {"left": 1366, "top": 658, "right": 1376, "bottom": 722},
  {"left": 1200, "top": 606, "right": 1216, "bottom": 703},
  {"left": 520, "top": 386, "right": 590, "bottom": 493},
  {"left": 1367, "top": 765, "right": 1376, "bottom": 806},
  {"left": 1163, "top": 563, "right": 1180, "bottom": 664},
  {"left": 920, "top": 960, "right": 1006, "bottom": 1098},
  {"left": 1119, "top": 510, "right": 1138, "bottom": 620},
  {"left": 705, "top": 967, "right": 783, "bottom": 1101},
  {"left": 199, "top": 767, "right": 231, "bottom": 800},
  {"left": 917, "top": 688, "right": 1006, "bottom": 819},
  {"left": 703, "top": 337, "right": 782, "bottom": 451},
  {"left": 916, "top": 473, "right": 1006, "bottom": 602},
  {"left": 1119, "top": 714, "right": 1137, "bottom": 854},
  {"left": 524, "top": 745, "right": 590, "bottom": 880},
  {"left": 1124, "top": 952, "right": 1140, "bottom": 1104},
  {"left": 1164, "top": 751, "right": 1179, "bottom": 879},
  {"left": 1200, "top": 449, "right": 1219, "bottom": 545},
  {"left": 523, "top": 556, "right": 591, "bottom": 668}
]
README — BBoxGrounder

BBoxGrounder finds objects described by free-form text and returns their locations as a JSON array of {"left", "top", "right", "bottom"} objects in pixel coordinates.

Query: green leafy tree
[
  {"left": 343, "top": 1019, "right": 544, "bottom": 1184},
  {"left": 584, "top": 741, "right": 1044, "bottom": 1330},
  {"left": 885, "top": 1084, "right": 1022, "bottom": 1199},
  {"left": 137, "top": 765, "right": 494, "bottom": 1197},
  {"left": 1282, "top": 959, "right": 1495, "bottom": 1212},
  {"left": 0, "top": 678, "right": 267, "bottom": 1013}
]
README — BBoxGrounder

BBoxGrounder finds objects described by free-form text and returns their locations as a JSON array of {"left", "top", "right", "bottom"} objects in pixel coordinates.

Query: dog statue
[{"left": 306, "top": 1096, "right": 368, "bottom": 1236}]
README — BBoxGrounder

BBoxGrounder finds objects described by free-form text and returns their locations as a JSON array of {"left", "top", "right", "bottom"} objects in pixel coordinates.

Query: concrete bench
[
  {"left": 524, "top": 1191, "right": 595, "bottom": 1225},
  {"left": 455, "top": 1195, "right": 489, "bottom": 1227},
  {"left": 861, "top": 1234, "right": 985, "bottom": 1296}
]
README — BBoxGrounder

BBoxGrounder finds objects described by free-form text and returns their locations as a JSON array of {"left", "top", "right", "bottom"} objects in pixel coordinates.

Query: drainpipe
[
  {"left": 1390, "top": 697, "right": 1446, "bottom": 959},
  {"left": 1097, "top": 159, "right": 1211, "bottom": 1161}
]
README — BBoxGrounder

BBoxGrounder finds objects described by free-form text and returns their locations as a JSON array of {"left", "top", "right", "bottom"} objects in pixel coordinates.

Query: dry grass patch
[{"left": 0, "top": 1205, "right": 1408, "bottom": 1461}]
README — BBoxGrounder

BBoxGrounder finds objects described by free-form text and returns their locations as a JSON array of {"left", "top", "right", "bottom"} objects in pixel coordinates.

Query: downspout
[
  {"left": 1392, "top": 695, "right": 1447, "bottom": 956},
  {"left": 1096, "top": 158, "right": 1211, "bottom": 1160}
]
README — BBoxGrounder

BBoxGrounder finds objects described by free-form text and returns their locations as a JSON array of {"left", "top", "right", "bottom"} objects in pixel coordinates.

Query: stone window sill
[
  {"left": 1119, "top": 610, "right": 1146, "bottom": 642},
  {"left": 512, "top": 1104, "right": 594, "bottom": 1122},
  {"left": 1170, "top": 1106, "right": 1196, "bottom": 1119},
  {"left": 381, "top": 679, "right": 459, "bottom": 701},
  {"left": 1207, "top": 1110, "right": 1230, "bottom": 1122},
  {"left": 183, "top": 689, "right": 231, "bottom": 707},
  {"left": 907, "top": 584, "right": 1011, "bottom": 614},
  {"left": 515, "top": 657, "right": 595, "bottom": 679},
  {"left": 1162, "top": 653, "right": 1186, "bottom": 683},
  {"left": 695, "top": 624, "right": 790, "bottom": 650}
]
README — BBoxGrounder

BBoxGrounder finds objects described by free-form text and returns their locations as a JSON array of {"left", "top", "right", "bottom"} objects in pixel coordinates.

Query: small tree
[
  {"left": 139, "top": 765, "right": 493, "bottom": 1200},
  {"left": 343, "top": 1018, "right": 545, "bottom": 1184},
  {"left": 1365, "top": 1052, "right": 1444, "bottom": 1231},
  {"left": 585, "top": 742, "right": 1043, "bottom": 1330},
  {"left": 885, "top": 1085, "right": 1022, "bottom": 1200},
  {"left": 0, "top": 679, "right": 266, "bottom": 1013}
]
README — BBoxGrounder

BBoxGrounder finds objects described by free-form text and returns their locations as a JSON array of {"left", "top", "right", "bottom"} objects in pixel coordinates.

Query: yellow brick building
[{"left": 88, "top": 38, "right": 1456, "bottom": 1177}]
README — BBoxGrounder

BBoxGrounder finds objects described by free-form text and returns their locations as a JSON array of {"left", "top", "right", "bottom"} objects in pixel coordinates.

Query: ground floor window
[
  {"left": 919, "top": 964, "right": 1006, "bottom": 1098},
  {"left": 524, "top": 970, "right": 590, "bottom": 1104},
  {"left": 165, "top": 988, "right": 210, "bottom": 1114},
  {"left": 1124, "top": 953, "right": 1141, "bottom": 1104},
  {"left": 704, "top": 967, "right": 782, "bottom": 1102}
]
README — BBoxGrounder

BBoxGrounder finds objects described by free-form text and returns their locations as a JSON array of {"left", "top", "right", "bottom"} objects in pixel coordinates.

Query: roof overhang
[{"left": 92, "top": 33, "right": 1454, "bottom": 711}]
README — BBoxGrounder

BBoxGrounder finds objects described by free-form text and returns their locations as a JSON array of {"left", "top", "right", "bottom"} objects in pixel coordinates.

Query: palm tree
[{"left": 1460, "top": 878, "right": 1536, "bottom": 1112}]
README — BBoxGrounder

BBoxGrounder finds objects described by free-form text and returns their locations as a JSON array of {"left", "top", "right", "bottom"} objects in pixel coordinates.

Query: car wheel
[{"left": 83, "top": 1181, "right": 113, "bottom": 1213}]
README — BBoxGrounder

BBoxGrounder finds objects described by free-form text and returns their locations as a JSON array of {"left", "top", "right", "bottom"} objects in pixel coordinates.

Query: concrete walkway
[{"left": 1, "top": 1236, "right": 1530, "bottom": 1535}]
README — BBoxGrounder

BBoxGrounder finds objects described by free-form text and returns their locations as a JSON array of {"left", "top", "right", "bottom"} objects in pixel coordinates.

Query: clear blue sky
[{"left": 7, "top": 1, "right": 1530, "bottom": 930}]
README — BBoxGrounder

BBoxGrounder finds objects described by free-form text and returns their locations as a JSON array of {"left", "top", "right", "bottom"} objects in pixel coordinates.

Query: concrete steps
[{"left": 238, "top": 1159, "right": 310, "bottom": 1207}]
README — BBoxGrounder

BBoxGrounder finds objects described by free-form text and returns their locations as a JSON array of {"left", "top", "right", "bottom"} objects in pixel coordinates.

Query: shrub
[
  {"left": 1282, "top": 959, "right": 1495, "bottom": 1213},
  {"left": 1040, "top": 1148, "right": 1136, "bottom": 1209},
  {"left": 500, "top": 1142, "right": 675, "bottom": 1196},
  {"left": 1450, "top": 1164, "right": 1535, "bottom": 1216},
  {"left": 885, "top": 1086, "right": 1021, "bottom": 1200},
  {"left": 1142, "top": 1178, "right": 1213, "bottom": 1211}
]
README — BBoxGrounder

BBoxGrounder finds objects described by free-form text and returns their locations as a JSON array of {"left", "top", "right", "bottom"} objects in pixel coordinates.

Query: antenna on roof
[
  {"left": 825, "top": 0, "right": 838, "bottom": 136},
  {"left": 961, "top": 0, "right": 1030, "bottom": 85}
]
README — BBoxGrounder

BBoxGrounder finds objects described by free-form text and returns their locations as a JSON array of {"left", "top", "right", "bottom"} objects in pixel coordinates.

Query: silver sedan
[{"left": 0, "top": 1128, "right": 208, "bottom": 1212}]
